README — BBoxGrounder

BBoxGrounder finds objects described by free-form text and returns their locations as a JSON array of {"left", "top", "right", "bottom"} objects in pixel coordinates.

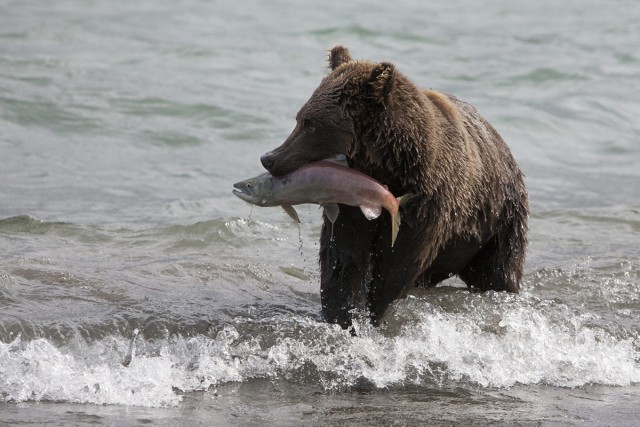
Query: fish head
[
  {"left": 260, "top": 93, "right": 353, "bottom": 176},
  {"left": 232, "top": 172, "right": 273, "bottom": 205}
]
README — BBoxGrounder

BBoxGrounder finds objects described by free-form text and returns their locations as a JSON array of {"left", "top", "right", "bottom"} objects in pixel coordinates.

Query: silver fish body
[{"left": 233, "top": 160, "right": 407, "bottom": 246}]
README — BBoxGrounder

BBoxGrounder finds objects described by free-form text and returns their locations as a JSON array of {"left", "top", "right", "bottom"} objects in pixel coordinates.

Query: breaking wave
[{"left": 2, "top": 291, "right": 638, "bottom": 408}]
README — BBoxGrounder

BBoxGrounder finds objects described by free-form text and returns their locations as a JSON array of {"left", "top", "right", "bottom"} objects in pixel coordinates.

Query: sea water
[{"left": 1, "top": 0, "right": 639, "bottom": 425}]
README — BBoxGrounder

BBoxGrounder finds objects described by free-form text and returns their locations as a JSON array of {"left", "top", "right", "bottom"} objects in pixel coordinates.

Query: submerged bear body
[{"left": 261, "top": 46, "right": 529, "bottom": 328}]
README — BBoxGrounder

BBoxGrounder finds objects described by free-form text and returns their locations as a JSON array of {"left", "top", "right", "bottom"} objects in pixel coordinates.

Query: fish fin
[
  {"left": 282, "top": 205, "right": 300, "bottom": 223},
  {"left": 325, "top": 154, "right": 349, "bottom": 167},
  {"left": 323, "top": 204, "right": 340, "bottom": 224},
  {"left": 360, "top": 205, "right": 381, "bottom": 220}
]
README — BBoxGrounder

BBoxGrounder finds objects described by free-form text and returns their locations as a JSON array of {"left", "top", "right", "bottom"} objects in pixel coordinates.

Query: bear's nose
[{"left": 260, "top": 153, "right": 275, "bottom": 171}]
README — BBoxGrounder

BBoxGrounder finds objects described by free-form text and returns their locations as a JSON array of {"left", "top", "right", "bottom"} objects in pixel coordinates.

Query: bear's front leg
[
  {"left": 367, "top": 208, "right": 432, "bottom": 325},
  {"left": 318, "top": 206, "right": 377, "bottom": 329}
]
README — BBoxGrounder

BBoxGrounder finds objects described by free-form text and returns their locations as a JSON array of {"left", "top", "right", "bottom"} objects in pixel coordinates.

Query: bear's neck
[{"left": 349, "top": 89, "right": 464, "bottom": 197}]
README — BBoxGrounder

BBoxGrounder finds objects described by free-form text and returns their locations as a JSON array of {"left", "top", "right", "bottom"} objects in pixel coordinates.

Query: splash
[{"left": 1, "top": 295, "right": 639, "bottom": 408}]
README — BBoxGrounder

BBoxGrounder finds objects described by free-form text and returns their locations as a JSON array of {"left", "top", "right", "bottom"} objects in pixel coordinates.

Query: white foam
[
  {"left": 259, "top": 304, "right": 640, "bottom": 390},
  {"left": 394, "top": 304, "right": 640, "bottom": 388},
  {"left": 1, "top": 298, "right": 639, "bottom": 407},
  {"left": 1, "top": 335, "right": 182, "bottom": 407}
]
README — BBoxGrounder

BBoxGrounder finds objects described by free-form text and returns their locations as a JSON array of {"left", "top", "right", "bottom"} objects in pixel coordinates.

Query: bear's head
[{"left": 260, "top": 45, "right": 398, "bottom": 176}]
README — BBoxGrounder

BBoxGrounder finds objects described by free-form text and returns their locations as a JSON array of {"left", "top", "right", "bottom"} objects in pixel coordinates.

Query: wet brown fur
[{"left": 261, "top": 46, "right": 529, "bottom": 328}]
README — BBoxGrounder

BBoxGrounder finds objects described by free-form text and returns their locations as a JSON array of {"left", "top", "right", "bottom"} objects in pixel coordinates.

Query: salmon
[{"left": 233, "top": 159, "right": 410, "bottom": 246}]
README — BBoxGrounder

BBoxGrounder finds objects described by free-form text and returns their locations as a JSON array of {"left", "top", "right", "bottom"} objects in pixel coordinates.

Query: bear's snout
[
  {"left": 260, "top": 152, "right": 276, "bottom": 173},
  {"left": 260, "top": 148, "right": 300, "bottom": 176}
]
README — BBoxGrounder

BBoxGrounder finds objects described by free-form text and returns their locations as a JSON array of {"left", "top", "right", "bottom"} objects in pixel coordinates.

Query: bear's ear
[
  {"left": 369, "top": 62, "right": 395, "bottom": 101},
  {"left": 328, "top": 45, "right": 352, "bottom": 70}
]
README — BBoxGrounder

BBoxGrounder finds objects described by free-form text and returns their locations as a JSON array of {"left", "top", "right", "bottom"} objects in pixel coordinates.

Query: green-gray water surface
[{"left": 1, "top": 1, "right": 640, "bottom": 425}]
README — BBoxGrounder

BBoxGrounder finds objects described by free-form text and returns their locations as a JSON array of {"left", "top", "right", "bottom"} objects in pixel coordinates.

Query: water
[{"left": 1, "top": 0, "right": 639, "bottom": 425}]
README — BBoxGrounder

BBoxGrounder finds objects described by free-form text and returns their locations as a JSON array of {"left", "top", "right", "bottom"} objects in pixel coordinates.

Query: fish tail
[
  {"left": 397, "top": 193, "right": 415, "bottom": 206},
  {"left": 391, "top": 208, "right": 401, "bottom": 247},
  {"left": 391, "top": 193, "right": 413, "bottom": 246}
]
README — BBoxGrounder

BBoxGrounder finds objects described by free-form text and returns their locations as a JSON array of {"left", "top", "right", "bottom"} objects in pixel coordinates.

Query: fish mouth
[
  {"left": 232, "top": 183, "right": 257, "bottom": 203},
  {"left": 233, "top": 189, "right": 254, "bottom": 203}
]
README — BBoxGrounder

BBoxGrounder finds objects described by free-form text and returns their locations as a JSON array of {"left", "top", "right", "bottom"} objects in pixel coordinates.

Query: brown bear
[{"left": 260, "top": 46, "right": 529, "bottom": 329}]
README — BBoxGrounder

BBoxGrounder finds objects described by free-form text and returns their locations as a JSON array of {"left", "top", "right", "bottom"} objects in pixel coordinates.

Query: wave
[
  {"left": 2, "top": 291, "right": 638, "bottom": 408},
  {"left": 0, "top": 215, "right": 77, "bottom": 234},
  {"left": 0, "top": 214, "right": 294, "bottom": 249}
]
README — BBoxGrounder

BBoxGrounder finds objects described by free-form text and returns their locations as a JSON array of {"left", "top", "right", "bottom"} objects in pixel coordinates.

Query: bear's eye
[{"left": 303, "top": 118, "right": 316, "bottom": 134}]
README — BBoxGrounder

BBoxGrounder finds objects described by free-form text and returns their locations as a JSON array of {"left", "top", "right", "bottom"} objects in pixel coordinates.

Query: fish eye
[{"left": 247, "top": 182, "right": 252, "bottom": 188}]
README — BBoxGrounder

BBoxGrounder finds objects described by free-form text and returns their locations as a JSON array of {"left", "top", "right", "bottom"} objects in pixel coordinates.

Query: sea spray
[{"left": 2, "top": 293, "right": 639, "bottom": 408}]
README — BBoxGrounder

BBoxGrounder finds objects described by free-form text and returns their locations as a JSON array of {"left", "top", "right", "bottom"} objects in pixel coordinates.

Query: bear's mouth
[
  {"left": 279, "top": 154, "right": 350, "bottom": 176},
  {"left": 321, "top": 154, "right": 349, "bottom": 167}
]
